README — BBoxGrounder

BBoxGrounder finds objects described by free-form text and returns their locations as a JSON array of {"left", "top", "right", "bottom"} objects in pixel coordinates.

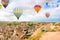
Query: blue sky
[
  {"left": 58, "top": 0, "right": 60, "bottom": 2},
  {"left": 44, "top": 0, "right": 60, "bottom": 9}
]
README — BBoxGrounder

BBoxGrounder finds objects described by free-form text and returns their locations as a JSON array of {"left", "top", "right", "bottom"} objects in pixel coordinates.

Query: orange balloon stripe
[
  {"left": 34, "top": 8, "right": 41, "bottom": 13},
  {"left": 2, "top": 0, "right": 4, "bottom": 2},
  {"left": 2, "top": 0, "right": 9, "bottom": 3}
]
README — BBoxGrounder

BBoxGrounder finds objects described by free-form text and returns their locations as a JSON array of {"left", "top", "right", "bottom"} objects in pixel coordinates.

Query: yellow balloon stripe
[
  {"left": 13, "top": 8, "right": 23, "bottom": 14},
  {"left": 0, "top": 4, "right": 2, "bottom": 9},
  {"left": 35, "top": 8, "right": 41, "bottom": 13}
]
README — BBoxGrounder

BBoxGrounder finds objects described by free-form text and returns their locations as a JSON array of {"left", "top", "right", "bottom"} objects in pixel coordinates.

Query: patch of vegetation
[
  {"left": 28, "top": 22, "right": 35, "bottom": 29},
  {"left": 55, "top": 23, "right": 60, "bottom": 26}
]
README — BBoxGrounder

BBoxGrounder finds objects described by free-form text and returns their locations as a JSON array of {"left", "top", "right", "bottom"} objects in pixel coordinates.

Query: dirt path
[{"left": 40, "top": 32, "right": 60, "bottom": 40}]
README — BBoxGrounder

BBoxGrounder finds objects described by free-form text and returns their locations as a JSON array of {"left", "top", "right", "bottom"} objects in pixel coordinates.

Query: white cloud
[{"left": 0, "top": 0, "right": 60, "bottom": 22}]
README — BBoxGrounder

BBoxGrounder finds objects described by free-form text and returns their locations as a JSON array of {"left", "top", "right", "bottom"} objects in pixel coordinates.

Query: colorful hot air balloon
[
  {"left": 46, "top": 2, "right": 49, "bottom": 6},
  {"left": 0, "top": 4, "right": 2, "bottom": 9},
  {"left": 34, "top": 5, "right": 42, "bottom": 13},
  {"left": 45, "top": 13, "right": 50, "bottom": 18},
  {"left": 1, "top": 0, "right": 9, "bottom": 8},
  {"left": 13, "top": 7, "right": 23, "bottom": 19}
]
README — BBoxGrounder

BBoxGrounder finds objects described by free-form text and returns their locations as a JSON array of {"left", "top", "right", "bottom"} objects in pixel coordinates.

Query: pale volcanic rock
[{"left": 40, "top": 32, "right": 60, "bottom": 40}]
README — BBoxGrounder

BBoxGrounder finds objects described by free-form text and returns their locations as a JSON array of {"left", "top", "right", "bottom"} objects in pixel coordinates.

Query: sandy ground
[{"left": 40, "top": 32, "right": 60, "bottom": 40}]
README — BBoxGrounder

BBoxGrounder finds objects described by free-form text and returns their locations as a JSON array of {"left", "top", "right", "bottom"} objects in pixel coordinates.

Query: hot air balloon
[
  {"left": 1, "top": 0, "right": 9, "bottom": 8},
  {"left": 45, "top": 13, "right": 50, "bottom": 18},
  {"left": 34, "top": 5, "right": 42, "bottom": 13},
  {"left": 46, "top": 2, "right": 49, "bottom": 6},
  {"left": 13, "top": 7, "right": 23, "bottom": 19},
  {"left": 0, "top": 4, "right": 2, "bottom": 9}
]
